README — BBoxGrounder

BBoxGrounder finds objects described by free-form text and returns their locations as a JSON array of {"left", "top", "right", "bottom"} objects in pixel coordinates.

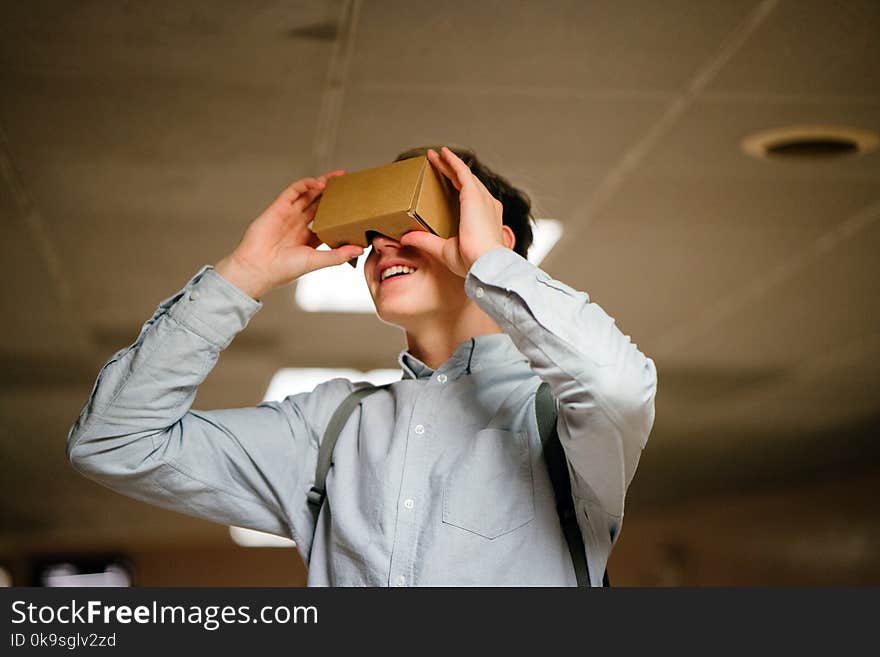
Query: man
[{"left": 68, "top": 146, "right": 657, "bottom": 586}]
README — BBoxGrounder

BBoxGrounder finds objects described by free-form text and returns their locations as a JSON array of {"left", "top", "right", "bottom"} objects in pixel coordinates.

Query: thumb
[
  {"left": 306, "top": 244, "right": 365, "bottom": 272},
  {"left": 400, "top": 230, "right": 447, "bottom": 261}
]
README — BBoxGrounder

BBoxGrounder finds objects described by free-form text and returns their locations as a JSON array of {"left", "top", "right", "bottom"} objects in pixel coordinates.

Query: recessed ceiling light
[{"left": 742, "top": 125, "right": 879, "bottom": 161}]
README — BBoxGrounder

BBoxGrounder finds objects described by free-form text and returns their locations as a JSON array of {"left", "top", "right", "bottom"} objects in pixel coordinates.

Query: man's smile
[{"left": 380, "top": 265, "right": 418, "bottom": 283}]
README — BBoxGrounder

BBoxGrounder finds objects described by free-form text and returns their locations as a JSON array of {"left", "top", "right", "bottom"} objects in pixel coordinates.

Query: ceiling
[{"left": 1, "top": 0, "right": 878, "bottom": 575}]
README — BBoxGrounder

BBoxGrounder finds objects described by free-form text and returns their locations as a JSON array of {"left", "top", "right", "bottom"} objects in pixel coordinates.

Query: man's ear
[{"left": 501, "top": 225, "right": 516, "bottom": 251}]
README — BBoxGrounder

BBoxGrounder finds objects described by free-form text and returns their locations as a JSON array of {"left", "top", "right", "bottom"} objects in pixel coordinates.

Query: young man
[{"left": 68, "top": 146, "right": 657, "bottom": 586}]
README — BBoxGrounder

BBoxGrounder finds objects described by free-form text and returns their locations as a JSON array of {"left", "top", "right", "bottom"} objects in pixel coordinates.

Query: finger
[
  {"left": 319, "top": 168, "right": 346, "bottom": 180},
  {"left": 440, "top": 147, "right": 500, "bottom": 209},
  {"left": 289, "top": 177, "right": 324, "bottom": 195},
  {"left": 473, "top": 177, "right": 501, "bottom": 211},
  {"left": 306, "top": 244, "right": 365, "bottom": 272},
  {"left": 439, "top": 146, "right": 479, "bottom": 192},
  {"left": 399, "top": 230, "right": 448, "bottom": 261},
  {"left": 427, "top": 148, "right": 462, "bottom": 191},
  {"left": 292, "top": 187, "right": 323, "bottom": 213},
  {"left": 301, "top": 201, "right": 319, "bottom": 226},
  {"left": 278, "top": 177, "right": 325, "bottom": 205},
  {"left": 291, "top": 169, "right": 344, "bottom": 212}
]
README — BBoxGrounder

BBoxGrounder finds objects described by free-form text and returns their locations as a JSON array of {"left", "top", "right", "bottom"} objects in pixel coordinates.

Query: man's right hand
[{"left": 214, "top": 171, "right": 364, "bottom": 300}]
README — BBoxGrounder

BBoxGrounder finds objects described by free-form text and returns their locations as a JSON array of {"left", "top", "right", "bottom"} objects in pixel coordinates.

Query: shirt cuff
[
  {"left": 467, "top": 246, "right": 522, "bottom": 283},
  {"left": 167, "top": 265, "right": 263, "bottom": 350},
  {"left": 466, "top": 245, "right": 581, "bottom": 297}
]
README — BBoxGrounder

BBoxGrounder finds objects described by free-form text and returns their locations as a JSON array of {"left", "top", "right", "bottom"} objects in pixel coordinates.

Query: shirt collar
[{"left": 397, "top": 333, "right": 528, "bottom": 381}]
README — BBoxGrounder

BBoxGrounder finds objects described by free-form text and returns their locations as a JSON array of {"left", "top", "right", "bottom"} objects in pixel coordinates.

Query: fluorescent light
[
  {"left": 263, "top": 368, "right": 401, "bottom": 402},
  {"left": 294, "top": 245, "right": 375, "bottom": 313},
  {"left": 229, "top": 526, "right": 296, "bottom": 548},
  {"left": 42, "top": 563, "right": 131, "bottom": 587},
  {"left": 528, "top": 218, "right": 563, "bottom": 266}
]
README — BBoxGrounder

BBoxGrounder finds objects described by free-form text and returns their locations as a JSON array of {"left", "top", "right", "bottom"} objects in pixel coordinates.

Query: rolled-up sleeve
[{"left": 465, "top": 247, "right": 658, "bottom": 583}]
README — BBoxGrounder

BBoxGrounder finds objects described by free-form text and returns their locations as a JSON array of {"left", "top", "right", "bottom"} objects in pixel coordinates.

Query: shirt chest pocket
[{"left": 442, "top": 428, "right": 535, "bottom": 539}]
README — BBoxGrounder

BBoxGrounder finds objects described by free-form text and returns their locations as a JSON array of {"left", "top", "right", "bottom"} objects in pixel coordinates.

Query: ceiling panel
[
  {"left": 644, "top": 208, "right": 880, "bottom": 441},
  {"left": 557, "top": 175, "right": 879, "bottom": 350},
  {"left": 0, "top": 1, "right": 338, "bottom": 79},
  {"left": 0, "top": 191, "right": 85, "bottom": 356},
  {"left": 705, "top": 0, "right": 880, "bottom": 97},
  {"left": 674, "top": 205, "right": 880, "bottom": 371},
  {"left": 0, "top": 1, "right": 342, "bottom": 345},
  {"left": 350, "top": 0, "right": 759, "bottom": 92},
  {"left": 0, "top": 74, "right": 324, "bottom": 220}
]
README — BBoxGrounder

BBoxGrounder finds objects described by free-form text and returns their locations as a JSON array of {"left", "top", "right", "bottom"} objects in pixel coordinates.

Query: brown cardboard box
[{"left": 311, "top": 155, "right": 460, "bottom": 250}]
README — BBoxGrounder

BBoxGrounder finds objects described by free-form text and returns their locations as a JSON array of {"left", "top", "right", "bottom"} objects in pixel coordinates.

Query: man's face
[{"left": 363, "top": 233, "right": 468, "bottom": 328}]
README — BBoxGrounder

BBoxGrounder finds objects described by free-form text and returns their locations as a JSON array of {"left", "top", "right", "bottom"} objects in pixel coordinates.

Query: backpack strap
[
  {"left": 307, "top": 384, "right": 389, "bottom": 528},
  {"left": 536, "top": 381, "right": 609, "bottom": 588}
]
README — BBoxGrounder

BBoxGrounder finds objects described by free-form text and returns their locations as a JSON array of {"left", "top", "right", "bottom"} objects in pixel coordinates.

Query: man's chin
[{"left": 374, "top": 303, "right": 426, "bottom": 330}]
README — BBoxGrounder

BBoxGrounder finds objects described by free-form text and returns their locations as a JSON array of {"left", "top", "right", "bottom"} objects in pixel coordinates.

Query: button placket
[{"left": 387, "top": 384, "right": 437, "bottom": 589}]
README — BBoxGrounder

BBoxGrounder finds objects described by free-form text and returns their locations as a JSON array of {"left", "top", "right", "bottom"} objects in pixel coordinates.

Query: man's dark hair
[{"left": 394, "top": 146, "right": 535, "bottom": 259}]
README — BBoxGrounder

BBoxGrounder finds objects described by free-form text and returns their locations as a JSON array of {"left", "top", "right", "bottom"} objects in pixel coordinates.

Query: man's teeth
[{"left": 381, "top": 265, "right": 416, "bottom": 281}]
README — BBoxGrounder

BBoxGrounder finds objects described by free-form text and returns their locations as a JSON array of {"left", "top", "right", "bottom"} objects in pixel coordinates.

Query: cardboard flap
[{"left": 413, "top": 159, "right": 460, "bottom": 238}]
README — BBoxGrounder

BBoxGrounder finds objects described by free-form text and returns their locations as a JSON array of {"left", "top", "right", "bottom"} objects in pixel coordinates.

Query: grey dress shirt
[{"left": 68, "top": 246, "right": 657, "bottom": 587}]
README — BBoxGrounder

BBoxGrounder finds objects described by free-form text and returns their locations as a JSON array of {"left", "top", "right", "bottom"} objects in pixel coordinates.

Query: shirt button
[
  {"left": 475, "top": 287, "right": 485, "bottom": 298},
  {"left": 437, "top": 374, "right": 447, "bottom": 384},
  {"left": 414, "top": 424, "right": 425, "bottom": 435},
  {"left": 189, "top": 292, "right": 199, "bottom": 301},
  {"left": 396, "top": 575, "right": 406, "bottom": 586},
  {"left": 403, "top": 498, "right": 414, "bottom": 509}
]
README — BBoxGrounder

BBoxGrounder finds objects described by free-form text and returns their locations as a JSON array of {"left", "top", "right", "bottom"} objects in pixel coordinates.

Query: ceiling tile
[
  {"left": 351, "top": 0, "right": 759, "bottom": 92},
  {"left": 559, "top": 176, "right": 879, "bottom": 354},
  {"left": 706, "top": 0, "right": 880, "bottom": 97}
]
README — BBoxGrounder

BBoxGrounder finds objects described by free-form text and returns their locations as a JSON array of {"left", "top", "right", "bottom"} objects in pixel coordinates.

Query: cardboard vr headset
[{"left": 311, "top": 155, "right": 460, "bottom": 266}]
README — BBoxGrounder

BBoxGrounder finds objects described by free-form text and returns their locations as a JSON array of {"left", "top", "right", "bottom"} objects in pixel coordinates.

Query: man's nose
[{"left": 370, "top": 233, "right": 402, "bottom": 250}]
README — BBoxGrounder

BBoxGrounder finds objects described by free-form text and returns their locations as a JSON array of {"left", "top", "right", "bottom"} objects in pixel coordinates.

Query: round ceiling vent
[{"left": 741, "top": 125, "right": 879, "bottom": 161}]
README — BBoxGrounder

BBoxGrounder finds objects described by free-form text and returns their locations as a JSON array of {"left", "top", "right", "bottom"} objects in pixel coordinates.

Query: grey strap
[
  {"left": 307, "top": 384, "right": 389, "bottom": 524},
  {"left": 536, "top": 381, "right": 599, "bottom": 587}
]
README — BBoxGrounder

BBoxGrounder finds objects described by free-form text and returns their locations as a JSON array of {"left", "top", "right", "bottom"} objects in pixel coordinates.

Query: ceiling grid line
[
  {"left": 311, "top": 0, "right": 363, "bottom": 174},
  {"left": 701, "top": 91, "right": 880, "bottom": 106},
  {"left": 0, "top": 122, "right": 91, "bottom": 354},
  {"left": 544, "top": 0, "right": 781, "bottom": 268},
  {"left": 348, "top": 81, "right": 677, "bottom": 103},
  {"left": 655, "top": 198, "right": 880, "bottom": 354}
]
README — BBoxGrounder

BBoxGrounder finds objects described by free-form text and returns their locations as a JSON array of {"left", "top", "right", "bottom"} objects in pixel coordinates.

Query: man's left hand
[{"left": 400, "top": 146, "right": 512, "bottom": 277}]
